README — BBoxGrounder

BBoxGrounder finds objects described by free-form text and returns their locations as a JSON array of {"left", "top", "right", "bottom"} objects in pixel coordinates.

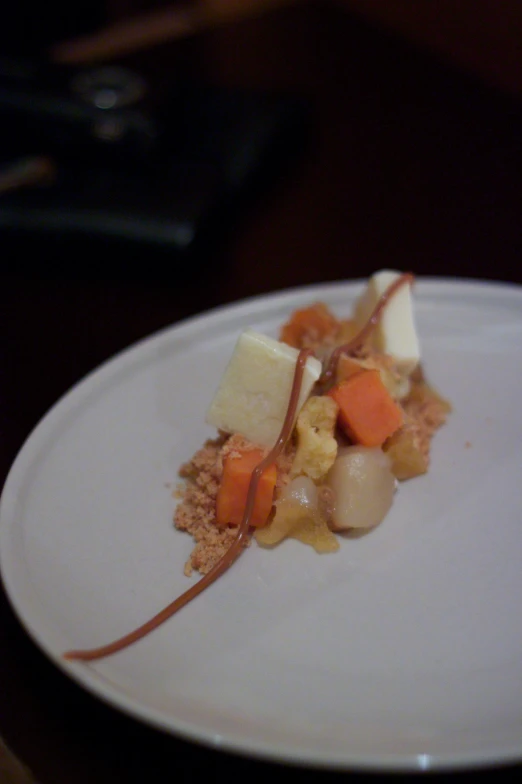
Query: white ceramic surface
[{"left": 1, "top": 278, "right": 522, "bottom": 772}]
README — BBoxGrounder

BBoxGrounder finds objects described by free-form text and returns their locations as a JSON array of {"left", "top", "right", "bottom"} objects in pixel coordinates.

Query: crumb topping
[
  {"left": 403, "top": 382, "right": 451, "bottom": 463},
  {"left": 174, "top": 432, "right": 296, "bottom": 575},
  {"left": 174, "top": 437, "right": 235, "bottom": 576}
]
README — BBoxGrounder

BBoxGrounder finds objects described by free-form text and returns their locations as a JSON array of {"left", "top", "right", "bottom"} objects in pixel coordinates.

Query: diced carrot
[
  {"left": 327, "top": 370, "right": 403, "bottom": 447},
  {"left": 216, "top": 447, "right": 277, "bottom": 528},
  {"left": 279, "top": 303, "right": 339, "bottom": 348}
]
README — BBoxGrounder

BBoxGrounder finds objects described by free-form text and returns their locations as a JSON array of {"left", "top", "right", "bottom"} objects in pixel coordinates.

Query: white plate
[{"left": 1, "top": 278, "right": 522, "bottom": 772}]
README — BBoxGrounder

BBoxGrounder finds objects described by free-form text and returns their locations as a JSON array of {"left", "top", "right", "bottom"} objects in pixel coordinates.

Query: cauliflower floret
[{"left": 291, "top": 396, "right": 339, "bottom": 481}]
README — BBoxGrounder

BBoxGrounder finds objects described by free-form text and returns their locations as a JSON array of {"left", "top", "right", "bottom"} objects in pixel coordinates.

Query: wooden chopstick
[
  {"left": 50, "top": 1, "right": 296, "bottom": 65},
  {"left": 0, "top": 157, "right": 55, "bottom": 197},
  {"left": 0, "top": 736, "right": 39, "bottom": 784}
]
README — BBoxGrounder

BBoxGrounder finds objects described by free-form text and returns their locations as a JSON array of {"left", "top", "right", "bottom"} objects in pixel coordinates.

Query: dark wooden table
[{"left": 1, "top": 3, "right": 521, "bottom": 782}]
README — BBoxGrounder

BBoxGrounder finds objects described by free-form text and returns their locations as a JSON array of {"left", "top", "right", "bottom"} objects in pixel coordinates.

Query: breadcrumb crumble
[{"left": 174, "top": 434, "right": 295, "bottom": 575}]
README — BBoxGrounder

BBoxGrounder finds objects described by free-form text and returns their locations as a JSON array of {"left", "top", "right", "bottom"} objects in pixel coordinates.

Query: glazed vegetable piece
[
  {"left": 255, "top": 476, "right": 339, "bottom": 552},
  {"left": 279, "top": 302, "right": 340, "bottom": 348},
  {"left": 216, "top": 447, "right": 277, "bottom": 527},
  {"left": 325, "top": 446, "right": 396, "bottom": 530},
  {"left": 328, "top": 369, "right": 403, "bottom": 447},
  {"left": 383, "top": 423, "right": 428, "bottom": 480}
]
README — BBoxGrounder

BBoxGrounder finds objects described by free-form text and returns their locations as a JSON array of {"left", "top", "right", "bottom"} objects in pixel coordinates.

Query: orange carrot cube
[
  {"left": 279, "top": 303, "right": 339, "bottom": 348},
  {"left": 216, "top": 448, "right": 277, "bottom": 528},
  {"left": 328, "top": 369, "right": 403, "bottom": 447}
]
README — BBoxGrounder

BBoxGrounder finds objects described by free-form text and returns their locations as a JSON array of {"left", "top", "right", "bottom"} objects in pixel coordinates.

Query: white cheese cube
[
  {"left": 206, "top": 330, "right": 322, "bottom": 447},
  {"left": 355, "top": 269, "right": 420, "bottom": 376}
]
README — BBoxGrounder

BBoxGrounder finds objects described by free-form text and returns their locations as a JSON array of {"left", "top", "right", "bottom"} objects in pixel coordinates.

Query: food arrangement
[
  {"left": 64, "top": 270, "right": 449, "bottom": 662},
  {"left": 175, "top": 269, "right": 450, "bottom": 575}
]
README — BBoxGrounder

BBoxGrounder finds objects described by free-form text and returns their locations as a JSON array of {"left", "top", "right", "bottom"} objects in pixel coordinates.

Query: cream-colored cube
[
  {"left": 355, "top": 269, "right": 420, "bottom": 376},
  {"left": 206, "top": 330, "right": 322, "bottom": 447}
]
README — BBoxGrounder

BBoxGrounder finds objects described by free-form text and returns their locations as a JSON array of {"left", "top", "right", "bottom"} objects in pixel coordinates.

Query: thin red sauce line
[{"left": 63, "top": 273, "right": 414, "bottom": 663}]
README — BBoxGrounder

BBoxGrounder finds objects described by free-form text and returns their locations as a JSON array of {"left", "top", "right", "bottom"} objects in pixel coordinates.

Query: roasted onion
[{"left": 325, "top": 446, "right": 396, "bottom": 530}]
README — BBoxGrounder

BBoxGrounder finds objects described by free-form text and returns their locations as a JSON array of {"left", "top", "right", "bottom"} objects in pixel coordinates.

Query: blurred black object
[
  {"left": 0, "top": 57, "right": 310, "bottom": 273},
  {"left": 1, "top": 3, "right": 105, "bottom": 56}
]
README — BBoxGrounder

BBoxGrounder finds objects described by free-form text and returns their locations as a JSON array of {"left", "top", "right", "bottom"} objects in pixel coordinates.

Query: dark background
[{"left": 1, "top": 2, "right": 521, "bottom": 782}]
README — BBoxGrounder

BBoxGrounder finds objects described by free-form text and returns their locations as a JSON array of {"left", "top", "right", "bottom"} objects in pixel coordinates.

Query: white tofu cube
[
  {"left": 206, "top": 330, "right": 322, "bottom": 447},
  {"left": 355, "top": 269, "right": 420, "bottom": 376}
]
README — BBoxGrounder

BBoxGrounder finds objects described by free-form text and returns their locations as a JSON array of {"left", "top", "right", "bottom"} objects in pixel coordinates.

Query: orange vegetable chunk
[
  {"left": 216, "top": 447, "right": 277, "bottom": 528},
  {"left": 328, "top": 370, "right": 403, "bottom": 447},
  {"left": 279, "top": 303, "right": 339, "bottom": 348}
]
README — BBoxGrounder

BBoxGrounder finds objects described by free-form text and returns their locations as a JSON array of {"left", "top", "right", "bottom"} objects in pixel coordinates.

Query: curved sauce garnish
[
  {"left": 320, "top": 272, "right": 414, "bottom": 386},
  {"left": 63, "top": 349, "right": 313, "bottom": 661},
  {"left": 64, "top": 273, "right": 413, "bottom": 662}
]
